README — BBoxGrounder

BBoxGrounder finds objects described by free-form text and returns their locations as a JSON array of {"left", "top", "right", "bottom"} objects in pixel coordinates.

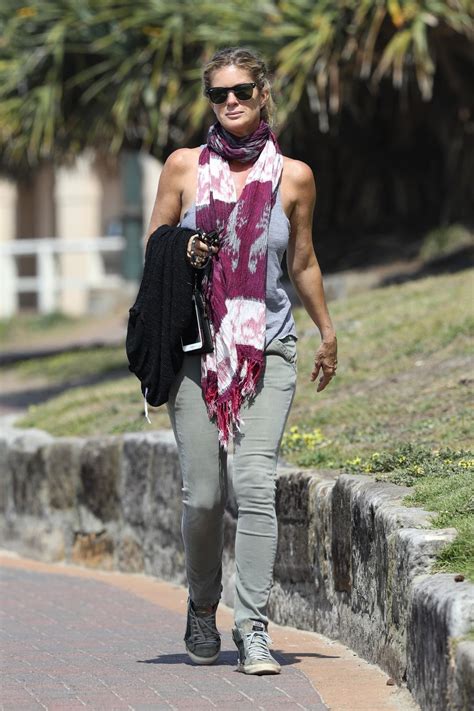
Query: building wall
[{"left": 0, "top": 151, "right": 163, "bottom": 317}]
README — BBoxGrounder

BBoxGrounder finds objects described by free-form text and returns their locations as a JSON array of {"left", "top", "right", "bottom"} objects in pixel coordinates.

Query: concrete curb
[{"left": 0, "top": 424, "right": 472, "bottom": 711}]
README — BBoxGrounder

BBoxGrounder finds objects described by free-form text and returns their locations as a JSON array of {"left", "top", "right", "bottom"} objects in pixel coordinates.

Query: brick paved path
[{"left": 0, "top": 566, "right": 327, "bottom": 710}]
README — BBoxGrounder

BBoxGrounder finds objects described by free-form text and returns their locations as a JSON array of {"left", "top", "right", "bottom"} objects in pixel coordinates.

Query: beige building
[{"left": 0, "top": 151, "right": 162, "bottom": 317}]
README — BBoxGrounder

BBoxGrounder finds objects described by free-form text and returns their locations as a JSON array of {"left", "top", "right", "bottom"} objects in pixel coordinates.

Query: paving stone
[{"left": 0, "top": 565, "right": 327, "bottom": 710}]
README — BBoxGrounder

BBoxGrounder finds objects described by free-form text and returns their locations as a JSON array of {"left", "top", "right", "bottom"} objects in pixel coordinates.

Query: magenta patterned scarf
[{"left": 196, "top": 120, "right": 283, "bottom": 448}]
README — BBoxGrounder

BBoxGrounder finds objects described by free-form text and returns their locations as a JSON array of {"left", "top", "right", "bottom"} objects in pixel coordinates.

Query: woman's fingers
[
  {"left": 312, "top": 358, "right": 337, "bottom": 390},
  {"left": 200, "top": 239, "right": 219, "bottom": 254},
  {"left": 317, "top": 369, "right": 333, "bottom": 392},
  {"left": 194, "top": 238, "right": 218, "bottom": 255},
  {"left": 310, "top": 362, "right": 321, "bottom": 382},
  {"left": 186, "top": 235, "right": 219, "bottom": 267}
]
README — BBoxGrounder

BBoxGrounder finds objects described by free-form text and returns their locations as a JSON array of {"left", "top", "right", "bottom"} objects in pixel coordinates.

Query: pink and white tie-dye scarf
[{"left": 196, "top": 120, "right": 283, "bottom": 448}]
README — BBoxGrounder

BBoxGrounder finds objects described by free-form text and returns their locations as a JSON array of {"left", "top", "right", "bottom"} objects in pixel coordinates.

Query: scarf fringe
[{"left": 204, "top": 356, "right": 264, "bottom": 449}]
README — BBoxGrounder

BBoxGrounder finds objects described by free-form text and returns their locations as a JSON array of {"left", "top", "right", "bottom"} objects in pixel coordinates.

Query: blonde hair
[{"left": 202, "top": 47, "right": 276, "bottom": 126}]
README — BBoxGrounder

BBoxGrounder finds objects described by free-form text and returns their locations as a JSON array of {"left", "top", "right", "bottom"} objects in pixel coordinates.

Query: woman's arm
[
  {"left": 286, "top": 160, "right": 338, "bottom": 392},
  {"left": 144, "top": 147, "right": 217, "bottom": 262},
  {"left": 144, "top": 149, "right": 189, "bottom": 246}
]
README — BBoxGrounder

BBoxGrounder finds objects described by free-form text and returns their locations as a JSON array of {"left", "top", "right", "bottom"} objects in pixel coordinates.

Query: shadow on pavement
[
  {"left": 138, "top": 649, "right": 340, "bottom": 668},
  {"left": 138, "top": 652, "right": 236, "bottom": 667}
]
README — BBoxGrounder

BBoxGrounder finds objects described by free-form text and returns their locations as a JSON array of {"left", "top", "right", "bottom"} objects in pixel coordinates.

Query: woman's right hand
[{"left": 186, "top": 233, "right": 219, "bottom": 268}]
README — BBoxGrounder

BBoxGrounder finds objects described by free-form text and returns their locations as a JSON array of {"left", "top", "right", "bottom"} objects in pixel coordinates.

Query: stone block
[
  {"left": 0, "top": 509, "right": 72, "bottom": 562},
  {"left": 7, "top": 430, "right": 53, "bottom": 516},
  {"left": 121, "top": 433, "right": 155, "bottom": 527},
  {"left": 72, "top": 530, "right": 114, "bottom": 570},
  {"left": 331, "top": 476, "right": 352, "bottom": 593},
  {"left": 347, "top": 476, "right": 407, "bottom": 620},
  {"left": 143, "top": 537, "right": 186, "bottom": 584},
  {"left": 223, "top": 509, "right": 236, "bottom": 552},
  {"left": 42, "top": 438, "right": 84, "bottom": 509},
  {"left": 274, "top": 471, "right": 315, "bottom": 583},
  {"left": 0, "top": 436, "right": 14, "bottom": 514},
  {"left": 407, "top": 574, "right": 474, "bottom": 711},
  {"left": 451, "top": 640, "right": 474, "bottom": 711},
  {"left": 116, "top": 529, "right": 145, "bottom": 573},
  {"left": 312, "top": 477, "right": 339, "bottom": 633},
  {"left": 145, "top": 435, "right": 183, "bottom": 547},
  {"left": 269, "top": 579, "right": 317, "bottom": 630},
  {"left": 79, "top": 437, "right": 122, "bottom": 521},
  {"left": 76, "top": 503, "right": 106, "bottom": 535},
  {"left": 134, "top": 431, "right": 186, "bottom": 582},
  {"left": 222, "top": 547, "right": 236, "bottom": 608},
  {"left": 269, "top": 471, "right": 338, "bottom": 632}
]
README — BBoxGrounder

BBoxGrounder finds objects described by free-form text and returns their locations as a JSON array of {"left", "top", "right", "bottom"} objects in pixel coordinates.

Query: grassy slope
[
  {"left": 289, "top": 268, "right": 472, "bottom": 461},
  {"left": 13, "top": 269, "right": 473, "bottom": 446},
  {"left": 10, "top": 268, "right": 474, "bottom": 580}
]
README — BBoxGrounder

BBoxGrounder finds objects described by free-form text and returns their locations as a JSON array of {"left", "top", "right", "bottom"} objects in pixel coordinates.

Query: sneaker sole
[
  {"left": 185, "top": 645, "right": 220, "bottom": 665},
  {"left": 237, "top": 660, "right": 281, "bottom": 675}
]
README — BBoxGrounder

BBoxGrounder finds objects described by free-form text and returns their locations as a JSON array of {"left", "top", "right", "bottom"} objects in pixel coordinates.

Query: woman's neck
[
  {"left": 223, "top": 119, "right": 261, "bottom": 142},
  {"left": 229, "top": 158, "right": 255, "bottom": 173}
]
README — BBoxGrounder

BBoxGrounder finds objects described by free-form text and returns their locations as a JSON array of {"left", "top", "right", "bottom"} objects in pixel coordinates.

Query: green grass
[
  {"left": 0, "top": 312, "right": 79, "bottom": 345},
  {"left": 287, "top": 268, "right": 473, "bottom": 464},
  {"left": 12, "top": 346, "right": 127, "bottom": 384},
  {"left": 419, "top": 224, "right": 473, "bottom": 261},
  {"left": 404, "top": 477, "right": 473, "bottom": 580},
  {"left": 18, "top": 376, "right": 171, "bottom": 437},
  {"left": 343, "top": 444, "right": 473, "bottom": 581},
  {"left": 15, "top": 269, "right": 473, "bottom": 446},
  {"left": 12, "top": 268, "right": 474, "bottom": 580}
]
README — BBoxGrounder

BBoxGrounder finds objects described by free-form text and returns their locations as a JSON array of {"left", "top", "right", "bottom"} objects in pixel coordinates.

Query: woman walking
[{"left": 146, "top": 47, "right": 337, "bottom": 675}]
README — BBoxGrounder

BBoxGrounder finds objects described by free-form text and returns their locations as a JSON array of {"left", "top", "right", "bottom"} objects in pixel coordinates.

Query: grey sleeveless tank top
[{"left": 180, "top": 190, "right": 297, "bottom": 346}]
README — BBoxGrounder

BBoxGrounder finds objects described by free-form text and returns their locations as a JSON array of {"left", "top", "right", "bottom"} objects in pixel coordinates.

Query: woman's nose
[{"left": 226, "top": 91, "right": 239, "bottom": 105}]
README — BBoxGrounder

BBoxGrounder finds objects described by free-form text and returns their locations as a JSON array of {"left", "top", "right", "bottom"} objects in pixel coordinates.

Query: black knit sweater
[{"left": 126, "top": 224, "right": 196, "bottom": 406}]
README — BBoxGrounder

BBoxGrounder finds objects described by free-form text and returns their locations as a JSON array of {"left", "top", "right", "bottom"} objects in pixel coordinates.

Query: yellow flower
[
  {"left": 16, "top": 7, "right": 36, "bottom": 18},
  {"left": 143, "top": 26, "right": 162, "bottom": 38}
]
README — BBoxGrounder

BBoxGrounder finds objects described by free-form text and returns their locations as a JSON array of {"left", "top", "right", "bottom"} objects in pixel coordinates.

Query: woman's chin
[{"left": 221, "top": 116, "right": 259, "bottom": 137}]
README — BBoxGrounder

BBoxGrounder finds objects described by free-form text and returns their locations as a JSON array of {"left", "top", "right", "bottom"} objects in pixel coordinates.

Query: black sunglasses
[{"left": 206, "top": 82, "right": 256, "bottom": 104}]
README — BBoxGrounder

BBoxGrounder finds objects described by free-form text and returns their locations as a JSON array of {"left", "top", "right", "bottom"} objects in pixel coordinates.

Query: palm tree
[
  {"left": 267, "top": 0, "right": 473, "bottom": 131},
  {"left": 1, "top": 0, "right": 472, "bottom": 167},
  {"left": 0, "top": 0, "right": 208, "bottom": 168},
  {"left": 1, "top": 1, "right": 472, "bottom": 256}
]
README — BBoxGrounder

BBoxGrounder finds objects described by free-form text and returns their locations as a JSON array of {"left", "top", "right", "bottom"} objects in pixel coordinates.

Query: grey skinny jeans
[{"left": 167, "top": 335, "right": 297, "bottom": 629}]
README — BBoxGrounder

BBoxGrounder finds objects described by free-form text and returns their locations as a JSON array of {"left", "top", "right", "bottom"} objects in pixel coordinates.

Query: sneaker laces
[
  {"left": 245, "top": 630, "right": 273, "bottom": 661},
  {"left": 189, "top": 605, "right": 221, "bottom": 645}
]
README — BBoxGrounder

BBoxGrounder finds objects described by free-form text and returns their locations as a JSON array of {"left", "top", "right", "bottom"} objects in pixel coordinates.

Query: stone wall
[{"left": 0, "top": 424, "right": 472, "bottom": 711}]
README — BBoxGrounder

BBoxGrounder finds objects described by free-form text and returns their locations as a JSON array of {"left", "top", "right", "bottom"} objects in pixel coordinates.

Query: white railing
[{"left": 0, "top": 237, "right": 126, "bottom": 317}]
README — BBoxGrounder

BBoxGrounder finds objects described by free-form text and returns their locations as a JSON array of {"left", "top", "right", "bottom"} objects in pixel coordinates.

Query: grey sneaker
[
  {"left": 232, "top": 620, "right": 281, "bottom": 675},
  {"left": 184, "top": 598, "right": 221, "bottom": 665}
]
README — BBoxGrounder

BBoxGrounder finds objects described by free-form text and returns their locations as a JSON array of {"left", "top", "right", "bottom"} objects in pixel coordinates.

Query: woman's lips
[{"left": 226, "top": 112, "right": 243, "bottom": 118}]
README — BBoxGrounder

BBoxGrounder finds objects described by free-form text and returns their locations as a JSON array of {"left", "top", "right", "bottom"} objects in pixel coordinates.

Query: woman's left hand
[{"left": 311, "top": 337, "right": 338, "bottom": 392}]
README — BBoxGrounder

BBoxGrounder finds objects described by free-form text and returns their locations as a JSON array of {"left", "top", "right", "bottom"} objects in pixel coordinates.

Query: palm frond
[{"left": 0, "top": 0, "right": 472, "bottom": 166}]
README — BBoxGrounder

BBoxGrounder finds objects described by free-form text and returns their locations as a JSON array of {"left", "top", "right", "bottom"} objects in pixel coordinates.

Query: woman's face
[{"left": 208, "top": 65, "right": 268, "bottom": 138}]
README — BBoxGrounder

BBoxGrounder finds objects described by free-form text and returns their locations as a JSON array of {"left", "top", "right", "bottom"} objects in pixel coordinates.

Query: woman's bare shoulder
[
  {"left": 280, "top": 156, "right": 316, "bottom": 215},
  {"left": 282, "top": 156, "right": 315, "bottom": 187},
  {"left": 164, "top": 147, "right": 201, "bottom": 175}
]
